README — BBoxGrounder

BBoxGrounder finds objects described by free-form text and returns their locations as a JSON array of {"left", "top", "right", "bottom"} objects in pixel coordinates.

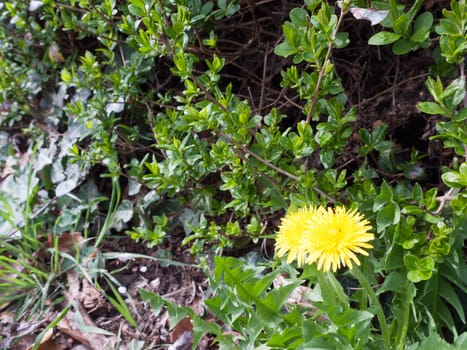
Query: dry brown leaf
[
  {"left": 57, "top": 317, "right": 92, "bottom": 349},
  {"left": 80, "top": 277, "right": 105, "bottom": 312},
  {"left": 27, "top": 328, "right": 65, "bottom": 350},
  {"left": 47, "top": 232, "right": 83, "bottom": 253},
  {"left": 62, "top": 270, "right": 118, "bottom": 350},
  {"left": 170, "top": 316, "right": 193, "bottom": 343}
]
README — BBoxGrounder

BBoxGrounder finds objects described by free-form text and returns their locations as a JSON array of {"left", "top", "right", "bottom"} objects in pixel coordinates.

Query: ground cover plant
[{"left": 0, "top": 0, "right": 466, "bottom": 349}]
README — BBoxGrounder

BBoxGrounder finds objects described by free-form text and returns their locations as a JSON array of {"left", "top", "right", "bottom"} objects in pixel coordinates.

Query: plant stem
[
  {"left": 94, "top": 175, "right": 121, "bottom": 247},
  {"left": 407, "top": 0, "right": 425, "bottom": 23},
  {"left": 305, "top": 3, "right": 347, "bottom": 124},
  {"left": 388, "top": 0, "right": 399, "bottom": 21},
  {"left": 322, "top": 270, "right": 349, "bottom": 306},
  {"left": 358, "top": 258, "right": 369, "bottom": 310},
  {"left": 351, "top": 265, "right": 390, "bottom": 349},
  {"left": 395, "top": 282, "right": 414, "bottom": 350}
]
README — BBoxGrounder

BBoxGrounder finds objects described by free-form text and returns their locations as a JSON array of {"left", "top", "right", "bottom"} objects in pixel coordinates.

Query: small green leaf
[
  {"left": 128, "top": 4, "right": 146, "bottom": 17},
  {"left": 60, "top": 68, "right": 72, "bottom": 83},
  {"left": 377, "top": 271, "right": 407, "bottom": 295},
  {"left": 376, "top": 202, "right": 400, "bottom": 232},
  {"left": 419, "top": 256, "right": 435, "bottom": 271},
  {"left": 435, "top": 18, "right": 460, "bottom": 36},
  {"left": 274, "top": 41, "right": 296, "bottom": 57},
  {"left": 424, "top": 188, "right": 438, "bottom": 210},
  {"left": 404, "top": 254, "right": 418, "bottom": 270},
  {"left": 411, "top": 12, "right": 433, "bottom": 43},
  {"left": 392, "top": 38, "right": 412, "bottom": 55},
  {"left": 442, "top": 166, "right": 467, "bottom": 188},
  {"left": 425, "top": 76, "right": 444, "bottom": 102},
  {"left": 417, "top": 101, "right": 446, "bottom": 115},
  {"left": 407, "top": 269, "right": 431, "bottom": 283},
  {"left": 414, "top": 12, "right": 433, "bottom": 32},
  {"left": 453, "top": 107, "right": 467, "bottom": 121},
  {"left": 373, "top": 181, "right": 393, "bottom": 211},
  {"left": 393, "top": 13, "right": 410, "bottom": 34},
  {"left": 368, "top": 31, "right": 401, "bottom": 45},
  {"left": 290, "top": 8, "right": 308, "bottom": 27}
]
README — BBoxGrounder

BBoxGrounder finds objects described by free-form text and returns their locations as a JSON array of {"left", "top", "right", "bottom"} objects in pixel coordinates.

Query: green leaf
[
  {"left": 453, "top": 107, "right": 467, "bottom": 121},
  {"left": 442, "top": 169, "right": 467, "bottom": 188},
  {"left": 417, "top": 101, "right": 446, "bottom": 115},
  {"left": 411, "top": 12, "right": 433, "bottom": 43},
  {"left": 332, "top": 308, "right": 374, "bottom": 327},
  {"left": 373, "top": 181, "right": 393, "bottom": 211},
  {"left": 405, "top": 255, "right": 434, "bottom": 282},
  {"left": 454, "top": 333, "right": 467, "bottom": 349},
  {"left": 417, "top": 332, "right": 452, "bottom": 350},
  {"left": 368, "top": 31, "right": 401, "bottom": 45},
  {"left": 440, "top": 77, "right": 466, "bottom": 106},
  {"left": 274, "top": 41, "right": 296, "bottom": 57},
  {"left": 436, "top": 18, "right": 461, "bottom": 36},
  {"left": 334, "top": 31, "right": 349, "bottom": 49},
  {"left": 262, "top": 281, "right": 300, "bottom": 313},
  {"left": 404, "top": 254, "right": 418, "bottom": 270},
  {"left": 425, "top": 188, "right": 438, "bottom": 211},
  {"left": 407, "top": 269, "right": 432, "bottom": 283},
  {"left": 290, "top": 8, "right": 308, "bottom": 27},
  {"left": 128, "top": 4, "right": 146, "bottom": 17},
  {"left": 377, "top": 271, "right": 407, "bottom": 294},
  {"left": 139, "top": 289, "right": 165, "bottom": 315},
  {"left": 414, "top": 12, "right": 433, "bottom": 32},
  {"left": 425, "top": 76, "right": 444, "bottom": 103},
  {"left": 392, "top": 38, "right": 412, "bottom": 55},
  {"left": 393, "top": 13, "right": 410, "bottom": 35},
  {"left": 439, "top": 280, "right": 465, "bottom": 323},
  {"left": 105, "top": 280, "right": 138, "bottom": 328},
  {"left": 419, "top": 256, "right": 435, "bottom": 271},
  {"left": 376, "top": 202, "right": 400, "bottom": 232}
]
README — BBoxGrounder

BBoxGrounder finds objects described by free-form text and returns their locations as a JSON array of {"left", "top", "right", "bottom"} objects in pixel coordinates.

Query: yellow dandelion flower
[
  {"left": 275, "top": 206, "right": 320, "bottom": 266},
  {"left": 304, "top": 206, "right": 374, "bottom": 272}
]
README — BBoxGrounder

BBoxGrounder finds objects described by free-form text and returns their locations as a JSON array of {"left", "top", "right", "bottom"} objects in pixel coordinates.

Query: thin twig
[
  {"left": 355, "top": 73, "right": 430, "bottom": 108},
  {"left": 219, "top": 132, "right": 299, "bottom": 181},
  {"left": 259, "top": 42, "right": 269, "bottom": 113},
  {"left": 305, "top": 6, "right": 347, "bottom": 124},
  {"left": 219, "top": 132, "right": 336, "bottom": 202},
  {"left": 434, "top": 188, "right": 455, "bottom": 214}
]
